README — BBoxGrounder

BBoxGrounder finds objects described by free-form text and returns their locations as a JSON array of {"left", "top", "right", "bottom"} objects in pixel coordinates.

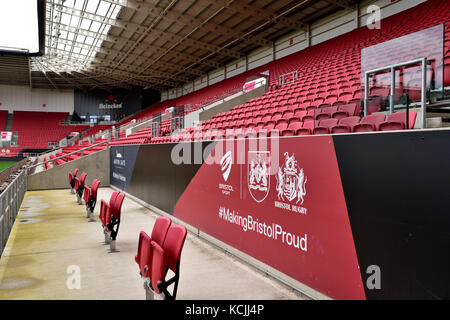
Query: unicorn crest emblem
[{"left": 276, "top": 152, "right": 307, "bottom": 205}]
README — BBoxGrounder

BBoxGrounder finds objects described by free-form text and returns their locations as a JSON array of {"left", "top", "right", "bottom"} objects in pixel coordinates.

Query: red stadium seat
[
  {"left": 152, "top": 224, "right": 187, "bottom": 300},
  {"left": 135, "top": 217, "right": 172, "bottom": 282},
  {"left": 353, "top": 113, "right": 386, "bottom": 132},
  {"left": 83, "top": 179, "right": 101, "bottom": 220},
  {"left": 74, "top": 172, "right": 87, "bottom": 205},
  {"left": 100, "top": 191, "right": 120, "bottom": 244},
  {"left": 105, "top": 192, "right": 126, "bottom": 252},
  {"left": 69, "top": 168, "right": 79, "bottom": 194}
]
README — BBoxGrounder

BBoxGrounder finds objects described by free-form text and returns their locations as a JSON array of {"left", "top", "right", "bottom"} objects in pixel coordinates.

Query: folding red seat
[
  {"left": 323, "top": 95, "right": 338, "bottom": 105},
  {"left": 331, "top": 125, "right": 351, "bottom": 134},
  {"left": 272, "top": 113, "right": 282, "bottom": 122},
  {"left": 282, "top": 110, "right": 294, "bottom": 119},
  {"left": 295, "top": 127, "right": 311, "bottom": 136},
  {"left": 302, "top": 114, "right": 314, "bottom": 122},
  {"left": 294, "top": 110, "right": 306, "bottom": 119},
  {"left": 331, "top": 116, "right": 361, "bottom": 133},
  {"left": 261, "top": 115, "right": 272, "bottom": 123},
  {"left": 105, "top": 192, "right": 126, "bottom": 252},
  {"left": 380, "top": 110, "right": 417, "bottom": 130},
  {"left": 274, "top": 122, "right": 288, "bottom": 132},
  {"left": 313, "top": 118, "right": 339, "bottom": 135},
  {"left": 150, "top": 224, "right": 187, "bottom": 300},
  {"left": 379, "top": 122, "right": 404, "bottom": 131},
  {"left": 302, "top": 120, "right": 315, "bottom": 134},
  {"left": 135, "top": 216, "right": 172, "bottom": 282},
  {"left": 337, "top": 103, "right": 357, "bottom": 117},
  {"left": 69, "top": 168, "right": 79, "bottom": 194},
  {"left": 281, "top": 129, "right": 295, "bottom": 137},
  {"left": 264, "top": 121, "right": 275, "bottom": 131},
  {"left": 84, "top": 179, "right": 101, "bottom": 220},
  {"left": 135, "top": 231, "right": 152, "bottom": 283},
  {"left": 316, "top": 112, "right": 331, "bottom": 121},
  {"left": 353, "top": 114, "right": 386, "bottom": 132},
  {"left": 74, "top": 172, "right": 87, "bottom": 205},
  {"left": 100, "top": 191, "right": 120, "bottom": 243}
]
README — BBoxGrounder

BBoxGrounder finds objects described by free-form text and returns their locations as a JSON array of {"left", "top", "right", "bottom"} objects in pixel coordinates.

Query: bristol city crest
[
  {"left": 248, "top": 151, "right": 270, "bottom": 203},
  {"left": 276, "top": 152, "right": 307, "bottom": 204}
]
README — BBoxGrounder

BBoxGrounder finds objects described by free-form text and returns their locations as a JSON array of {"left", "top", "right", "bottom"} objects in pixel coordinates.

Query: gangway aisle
[{"left": 0, "top": 187, "right": 306, "bottom": 300}]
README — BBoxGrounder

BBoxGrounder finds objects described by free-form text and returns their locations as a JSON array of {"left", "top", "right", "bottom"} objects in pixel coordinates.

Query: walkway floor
[{"left": 0, "top": 187, "right": 307, "bottom": 300}]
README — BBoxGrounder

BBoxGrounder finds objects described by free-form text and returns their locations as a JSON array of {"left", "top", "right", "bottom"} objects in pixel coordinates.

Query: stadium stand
[{"left": 4, "top": 0, "right": 450, "bottom": 303}]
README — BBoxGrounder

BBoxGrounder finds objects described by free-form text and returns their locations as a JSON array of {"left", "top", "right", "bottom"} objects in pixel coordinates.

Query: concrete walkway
[{"left": 0, "top": 187, "right": 307, "bottom": 300}]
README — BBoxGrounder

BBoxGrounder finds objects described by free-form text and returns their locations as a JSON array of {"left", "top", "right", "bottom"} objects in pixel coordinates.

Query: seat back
[
  {"left": 91, "top": 179, "right": 101, "bottom": 199},
  {"left": 151, "top": 216, "right": 172, "bottom": 247},
  {"left": 100, "top": 191, "right": 120, "bottom": 225},
  {"left": 163, "top": 224, "right": 187, "bottom": 273},
  {"left": 360, "top": 113, "right": 386, "bottom": 130},
  {"left": 73, "top": 168, "right": 79, "bottom": 178},
  {"left": 112, "top": 193, "right": 126, "bottom": 220},
  {"left": 80, "top": 172, "right": 87, "bottom": 187},
  {"left": 379, "top": 121, "right": 405, "bottom": 131},
  {"left": 386, "top": 110, "right": 417, "bottom": 129},
  {"left": 135, "top": 231, "right": 152, "bottom": 277},
  {"left": 150, "top": 241, "right": 166, "bottom": 294}
]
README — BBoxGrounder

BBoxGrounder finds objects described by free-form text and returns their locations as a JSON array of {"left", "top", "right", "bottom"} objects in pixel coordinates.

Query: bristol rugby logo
[
  {"left": 276, "top": 152, "right": 307, "bottom": 204},
  {"left": 248, "top": 151, "right": 270, "bottom": 203}
]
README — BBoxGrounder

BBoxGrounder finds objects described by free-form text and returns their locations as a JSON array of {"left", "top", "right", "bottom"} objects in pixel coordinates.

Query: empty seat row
[{"left": 68, "top": 168, "right": 125, "bottom": 253}]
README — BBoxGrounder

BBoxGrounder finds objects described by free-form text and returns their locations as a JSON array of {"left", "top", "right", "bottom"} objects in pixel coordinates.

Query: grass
[{"left": 0, "top": 161, "right": 17, "bottom": 173}]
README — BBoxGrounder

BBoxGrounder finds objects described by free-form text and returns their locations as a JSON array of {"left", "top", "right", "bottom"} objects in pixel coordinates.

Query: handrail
[
  {"left": 279, "top": 71, "right": 298, "bottom": 87},
  {"left": 27, "top": 140, "right": 109, "bottom": 173},
  {"left": 193, "top": 77, "right": 268, "bottom": 113},
  {"left": 0, "top": 169, "right": 26, "bottom": 255},
  {"left": 24, "top": 147, "right": 60, "bottom": 158}
]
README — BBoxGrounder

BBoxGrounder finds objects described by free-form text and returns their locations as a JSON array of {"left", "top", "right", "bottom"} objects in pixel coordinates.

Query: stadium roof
[{"left": 0, "top": 0, "right": 359, "bottom": 91}]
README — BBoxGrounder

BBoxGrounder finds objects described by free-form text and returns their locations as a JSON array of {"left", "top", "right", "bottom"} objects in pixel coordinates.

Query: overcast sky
[{"left": 0, "top": 0, "right": 39, "bottom": 52}]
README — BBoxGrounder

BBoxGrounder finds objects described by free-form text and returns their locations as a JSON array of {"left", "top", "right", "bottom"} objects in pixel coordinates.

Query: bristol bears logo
[
  {"left": 276, "top": 152, "right": 307, "bottom": 205},
  {"left": 248, "top": 151, "right": 270, "bottom": 203}
]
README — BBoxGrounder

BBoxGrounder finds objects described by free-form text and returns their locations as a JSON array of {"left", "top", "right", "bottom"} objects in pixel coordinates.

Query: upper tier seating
[
  {"left": 59, "top": 0, "right": 448, "bottom": 155},
  {"left": 10, "top": 111, "right": 89, "bottom": 151}
]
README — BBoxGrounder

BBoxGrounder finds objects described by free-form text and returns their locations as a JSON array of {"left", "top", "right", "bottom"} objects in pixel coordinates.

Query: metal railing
[
  {"left": 364, "top": 57, "right": 428, "bottom": 128},
  {"left": 0, "top": 169, "right": 26, "bottom": 256},
  {"left": 27, "top": 140, "right": 109, "bottom": 175},
  {"left": 279, "top": 71, "right": 298, "bottom": 87},
  {"left": 191, "top": 77, "right": 268, "bottom": 113}
]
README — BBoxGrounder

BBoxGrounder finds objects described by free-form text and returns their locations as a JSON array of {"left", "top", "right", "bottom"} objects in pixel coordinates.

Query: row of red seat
[
  {"left": 62, "top": 0, "right": 450, "bottom": 150},
  {"left": 68, "top": 168, "right": 187, "bottom": 300},
  {"left": 68, "top": 168, "right": 126, "bottom": 253}
]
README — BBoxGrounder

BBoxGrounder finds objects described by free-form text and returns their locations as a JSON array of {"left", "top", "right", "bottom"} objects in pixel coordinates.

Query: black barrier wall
[
  {"left": 111, "top": 142, "right": 208, "bottom": 214},
  {"left": 333, "top": 130, "right": 450, "bottom": 299},
  {"left": 110, "top": 130, "right": 450, "bottom": 299}
]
